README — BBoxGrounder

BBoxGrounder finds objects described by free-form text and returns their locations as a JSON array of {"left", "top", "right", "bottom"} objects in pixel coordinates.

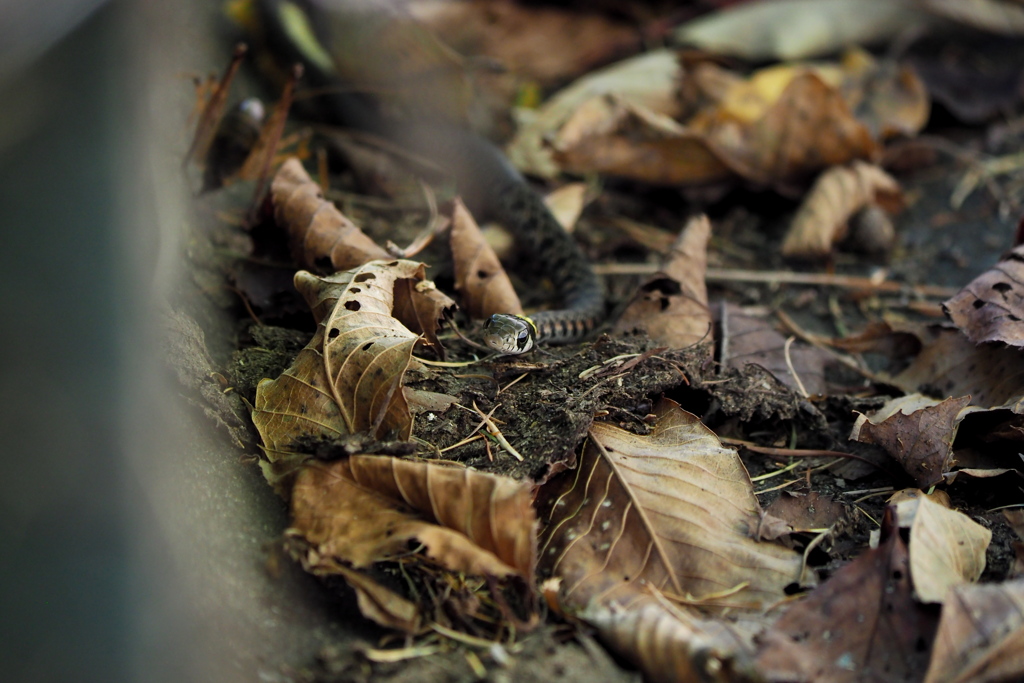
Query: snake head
[{"left": 482, "top": 314, "right": 537, "bottom": 354}]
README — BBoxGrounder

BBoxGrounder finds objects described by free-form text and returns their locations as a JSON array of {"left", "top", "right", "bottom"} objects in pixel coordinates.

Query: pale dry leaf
[
  {"left": 539, "top": 398, "right": 805, "bottom": 615},
  {"left": 850, "top": 393, "right": 972, "bottom": 487},
  {"left": 922, "top": 579, "right": 1024, "bottom": 683},
  {"left": 391, "top": 275, "right": 456, "bottom": 352},
  {"left": 612, "top": 214, "right": 713, "bottom": 350},
  {"left": 449, "top": 199, "right": 523, "bottom": 320},
  {"left": 943, "top": 243, "right": 1024, "bottom": 347},
  {"left": 252, "top": 261, "right": 427, "bottom": 489},
  {"left": 271, "top": 158, "right": 391, "bottom": 271},
  {"left": 291, "top": 456, "right": 536, "bottom": 578},
  {"left": 544, "top": 182, "right": 588, "bottom": 232},
  {"left": 755, "top": 511, "right": 939, "bottom": 682},
  {"left": 507, "top": 49, "right": 683, "bottom": 179},
  {"left": 674, "top": 0, "right": 932, "bottom": 61},
  {"left": 894, "top": 493, "right": 992, "bottom": 604},
  {"left": 781, "top": 160, "right": 902, "bottom": 259}
]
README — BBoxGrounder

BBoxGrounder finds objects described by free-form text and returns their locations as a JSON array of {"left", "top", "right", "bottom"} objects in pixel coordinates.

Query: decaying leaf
[
  {"left": 271, "top": 157, "right": 391, "bottom": 272},
  {"left": 943, "top": 243, "right": 1024, "bottom": 347},
  {"left": 850, "top": 394, "right": 973, "bottom": 487},
  {"left": 539, "top": 398, "right": 805, "bottom": 613},
  {"left": 291, "top": 455, "right": 536, "bottom": 579},
  {"left": 449, "top": 199, "right": 523, "bottom": 320},
  {"left": 764, "top": 491, "right": 848, "bottom": 534},
  {"left": 253, "top": 260, "right": 435, "bottom": 488},
  {"left": 894, "top": 492, "right": 991, "bottom": 603},
  {"left": 613, "top": 215, "right": 713, "bottom": 350},
  {"left": 781, "top": 160, "right": 902, "bottom": 259},
  {"left": 922, "top": 579, "right": 1024, "bottom": 683},
  {"left": 673, "top": 0, "right": 930, "bottom": 61},
  {"left": 719, "top": 303, "right": 829, "bottom": 396},
  {"left": 755, "top": 510, "right": 939, "bottom": 682}
]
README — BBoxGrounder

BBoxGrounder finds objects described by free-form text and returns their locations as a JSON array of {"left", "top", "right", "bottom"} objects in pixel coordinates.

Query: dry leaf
[
  {"left": 391, "top": 275, "right": 457, "bottom": 353},
  {"left": 578, "top": 594, "right": 760, "bottom": 683},
  {"left": 507, "top": 49, "right": 684, "bottom": 179},
  {"left": 894, "top": 493, "right": 991, "bottom": 603},
  {"left": 890, "top": 326, "right": 1024, "bottom": 412},
  {"left": 550, "top": 96, "right": 736, "bottom": 186},
  {"left": 943, "top": 243, "right": 1024, "bottom": 347},
  {"left": 781, "top": 160, "right": 902, "bottom": 259},
  {"left": 252, "top": 261, "right": 430, "bottom": 489},
  {"left": 719, "top": 303, "right": 829, "bottom": 396},
  {"left": 271, "top": 157, "right": 391, "bottom": 272},
  {"left": 850, "top": 394, "right": 973, "bottom": 487},
  {"left": 612, "top": 215, "right": 713, "bottom": 350},
  {"left": 923, "top": 579, "right": 1024, "bottom": 683},
  {"left": 839, "top": 48, "right": 931, "bottom": 140},
  {"left": 764, "top": 491, "right": 848, "bottom": 533},
  {"left": 449, "top": 198, "right": 523, "bottom": 320},
  {"left": 674, "top": 0, "right": 931, "bottom": 61},
  {"left": 291, "top": 455, "right": 536, "bottom": 579},
  {"left": 544, "top": 182, "right": 588, "bottom": 232},
  {"left": 755, "top": 509, "right": 939, "bottom": 682},
  {"left": 539, "top": 398, "right": 805, "bottom": 614},
  {"left": 918, "top": 0, "right": 1024, "bottom": 35}
]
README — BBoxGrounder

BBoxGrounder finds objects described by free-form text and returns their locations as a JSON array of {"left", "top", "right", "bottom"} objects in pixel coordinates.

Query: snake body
[{"left": 249, "top": 0, "right": 604, "bottom": 353}]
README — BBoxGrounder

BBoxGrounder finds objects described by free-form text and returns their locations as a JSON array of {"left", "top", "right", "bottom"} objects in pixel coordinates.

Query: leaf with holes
[
  {"left": 252, "top": 260, "right": 431, "bottom": 490},
  {"left": 943, "top": 243, "right": 1024, "bottom": 347},
  {"left": 612, "top": 214, "right": 713, "bottom": 351}
]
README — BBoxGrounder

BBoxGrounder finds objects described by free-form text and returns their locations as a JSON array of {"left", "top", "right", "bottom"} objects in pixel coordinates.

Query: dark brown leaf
[{"left": 943, "top": 244, "right": 1024, "bottom": 347}]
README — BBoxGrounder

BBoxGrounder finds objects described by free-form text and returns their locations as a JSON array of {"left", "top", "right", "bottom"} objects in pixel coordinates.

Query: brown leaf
[
  {"left": 271, "top": 157, "right": 391, "bottom": 272},
  {"left": 755, "top": 510, "right": 939, "bottom": 682},
  {"left": 850, "top": 394, "right": 972, "bottom": 487},
  {"left": 449, "top": 198, "right": 523, "bottom": 320},
  {"left": 612, "top": 214, "right": 713, "bottom": 350},
  {"left": 943, "top": 243, "right": 1024, "bottom": 347},
  {"left": 551, "top": 96, "right": 736, "bottom": 185},
  {"left": 839, "top": 49, "right": 930, "bottom": 140},
  {"left": 922, "top": 579, "right": 1024, "bottom": 683},
  {"left": 391, "top": 275, "right": 456, "bottom": 353},
  {"left": 719, "top": 302, "right": 829, "bottom": 396},
  {"left": 890, "top": 326, "right": 1024, "bottom": 412},
  {"left": 701, "top": 70, "right": 879, "bottom": 187},
  {"left": 252, "top": 261, "right": 427, "bottom": 489},
  {"left": 291, "top": 456, "right": 536, "bottom": 578},
  {"left": 781, "top": 160, "right": 902, "bottom": 259},
  {"left": 538, "top": 398, "right": 805, "bottom": 614},
  {"left": 764, "top": 491, "right": 848, "bottom": 534},
  {"left": 894, "top": 493, "right": 991, "bottom": 604},
  {"left": 578, "top": 594, "right": 761, "bottom": 683},
  {"left": 1005, "top": 509, "right": 1024, "bottom": 579}
]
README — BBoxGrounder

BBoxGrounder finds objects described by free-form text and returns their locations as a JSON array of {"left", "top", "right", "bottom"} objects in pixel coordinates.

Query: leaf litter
[{"left": 168, "top": 4, "right": 1024, "bottom": 682}]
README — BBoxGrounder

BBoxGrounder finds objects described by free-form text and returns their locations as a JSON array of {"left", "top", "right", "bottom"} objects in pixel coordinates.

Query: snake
[{"left": 241, "top": 0, "right": 605, "bottom": 354}]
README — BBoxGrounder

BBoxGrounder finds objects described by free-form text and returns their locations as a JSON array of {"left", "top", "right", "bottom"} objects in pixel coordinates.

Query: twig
[
  {"left": 472, "top": 400, "right": 524, "bottom": 461},
  {"left": 783, "top": 336, "right": 809, "bottom": 398},
  {"left": 593, "top": 264, "right": 959, "bottom": 298}
]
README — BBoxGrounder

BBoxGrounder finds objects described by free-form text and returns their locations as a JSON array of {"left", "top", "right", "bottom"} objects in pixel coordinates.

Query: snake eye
[{"left": 516, "top": 329, "right": 530, "bottom": 349}]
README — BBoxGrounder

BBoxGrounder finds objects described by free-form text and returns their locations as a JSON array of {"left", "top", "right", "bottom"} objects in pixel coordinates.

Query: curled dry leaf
[
  {"left": 539, "top": 398, "right": 805, "bottom": 613},
  {"left": 252, "top": 260, "right": 435, "bottom": 489},
  {"left": 612, "top": 214, "right": 713, "bottom": 350},
  {"left": 291, "top": 455, "right": 536, "bottom": 579},
  {"left": 922, "top": 579, "right": 1024, "bottom": 683},
  {"left": 755, "top": 510, "right": 939, "bottom": 682},
  {"left": 850, "top": 393, "right": 973, "bottom": 488},
  {"left": 943, "top": 243, "right": 1024, "bottom": 347},
  {"left": 449, "top": 198, "right": 523, "bottom": 320},
  {"left": 271, "top": 157, "right": 391, "bottom": 272},
  {"left": 578, "top": 595, "right": 760, "bottom": 683},
  {"left": 719, "top": 302, "right": 829, "bottom": 396},
  {"left": 781, "top": 160, "right": 902, "bottom": 259},
  {"left": 894, "top": 493, "right": 991, "bottom": 604}
]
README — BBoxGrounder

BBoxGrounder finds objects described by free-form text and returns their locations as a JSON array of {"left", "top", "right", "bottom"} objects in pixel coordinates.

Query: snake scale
[{"left": 247, "top": 0, "right": 604, "bottom": 354}]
